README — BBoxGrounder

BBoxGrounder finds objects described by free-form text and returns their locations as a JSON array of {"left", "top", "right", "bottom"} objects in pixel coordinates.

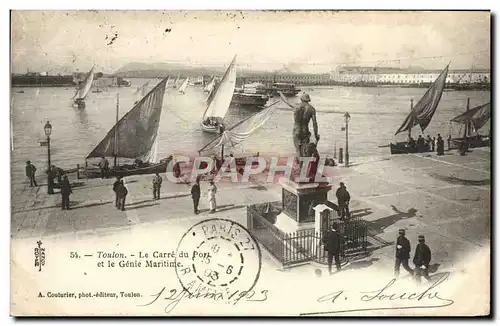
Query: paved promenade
[{"left": 11, "top": 147, "right": 491, "bottom": 273}]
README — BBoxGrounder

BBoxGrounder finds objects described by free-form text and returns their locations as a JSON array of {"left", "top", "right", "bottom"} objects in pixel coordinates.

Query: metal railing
[{"left": 247, "top": 202, "right": 367, "bottom": 268}]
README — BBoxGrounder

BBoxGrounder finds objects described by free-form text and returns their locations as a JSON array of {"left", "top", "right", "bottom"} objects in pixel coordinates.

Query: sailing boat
[
  {"left": 72, "top": 65, "right": 95, "bottom": 109},
  {"left": 178, "top": 77, "right": 189, "bottom": 94},
  {"left": 172, "top": 74, "right": 180, "bottom": 89},
  {"left": 200, "top": 55, "right": 237, "bottom": 134},
  {"left": 92, "top": 80, "right": 103, "bottom": 93},
  {"left": 450, "top": 99, "right": 491, "bottom": 149},
  {"left": 199, "top": 100, "right": 279, "bottom": 159},
  {"left": 164, "top": 76, "right": 171, "bottom": 91},
  {"left": 390, "top": 64, "right": 450, "bottom": 155},
  {"left": 134, "top": 80, "right": 150, "bottom": 104},
  {"left": 203, "top": 76, "right": 216, "bottom": 93},
  {"left": 84, "top": 77, "right": 172, "bottom": 178}
]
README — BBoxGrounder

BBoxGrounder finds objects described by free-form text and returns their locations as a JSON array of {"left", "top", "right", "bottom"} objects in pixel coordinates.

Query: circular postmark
[{"left": 174, "top": 218, "right": 262, "bottom": 297}]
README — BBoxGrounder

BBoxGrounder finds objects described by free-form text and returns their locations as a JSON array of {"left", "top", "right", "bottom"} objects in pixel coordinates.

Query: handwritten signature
[
  {"left": 306, "top": 272, "right": 455, "bottom": 315},
  {"left": 138, "top": 282, "right": 268, "bottom": 313}
]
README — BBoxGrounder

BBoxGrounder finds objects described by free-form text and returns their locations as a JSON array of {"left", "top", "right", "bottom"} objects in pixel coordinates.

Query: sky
[{"left": 10, "top": 10, "right": 491, "bottom": 74}]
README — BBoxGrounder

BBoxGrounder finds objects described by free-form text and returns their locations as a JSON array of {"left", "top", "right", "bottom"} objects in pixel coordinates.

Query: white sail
[
  {"left": 178, "top": 77, "right": 189, "bottom": 93},
  {"left": 202, "top": 56, "right": 237, "bottom": 120},
  {"left": 165, "top": 77, "right": 171, "bottom": 88},
  {"left": 174, "top": 75, "right": 180, "bottom": 87},
  {"left": 76, "top": 65, "right": 95, "bottom": 100},
  {"left": 199, "top": 100, "right": 279, "bottom": 154}
]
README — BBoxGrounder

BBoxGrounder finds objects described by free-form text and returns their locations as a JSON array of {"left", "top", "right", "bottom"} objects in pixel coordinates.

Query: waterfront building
[{"left": 330, "top": 66, "right": 490, "bottom": 85}]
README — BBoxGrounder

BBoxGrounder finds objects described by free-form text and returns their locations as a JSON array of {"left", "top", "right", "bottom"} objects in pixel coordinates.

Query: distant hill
[
  {"left": 114, "top": 62, "right": 232, "bottom": 78},
  {"left": 113, "top": 62, "right": 322, "bottom": 78}
]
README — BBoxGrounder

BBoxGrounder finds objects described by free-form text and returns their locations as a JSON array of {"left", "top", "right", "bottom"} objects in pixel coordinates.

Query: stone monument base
[
  {"left": 274, "top": 178, "right": 332, "bottom": 235},
  {"left": 274, "top": 212, "right": 315, "bottom": 234}
]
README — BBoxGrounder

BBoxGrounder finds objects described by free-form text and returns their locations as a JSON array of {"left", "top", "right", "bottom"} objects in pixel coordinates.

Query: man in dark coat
[
  {"left": 25, "top": 160, "right": 38, "bottom": 187},
  {"left": 113, "top": 177, "right": 122, "bottom": 208},
  {"left": 395, "top": 229, "right": 414, "bottom": 278},
  {"left": 335, "top": 182, "right": 351, "bottom": 219},
  {"left": 152, "top": 173, "right": 162, "bottom": 200},
  {"left": 116, "top": 180, "right": 128, "bottom": 211},
  {"left": 436, "top": 134, "right": 445, "bottom": 155},
  {"left": 191, "top": 178, "right": 201, "bottom": 214},
  {"left": 413, "top": 235, "right": 432, "bottom": 283},
  {"left": 323, "top": 225, "right": 342, "bottom": 274},
  {"left": 417, "top": 135, "right": 425, "bottom": 152},
  {"left": 60, "top": 175, "right": 72, "bottom": 210},
  {"left": 98, "top": 156, "right": 110, "bottom": 179}
]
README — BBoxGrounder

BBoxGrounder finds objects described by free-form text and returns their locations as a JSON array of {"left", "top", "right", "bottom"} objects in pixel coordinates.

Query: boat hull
[
  {"left": 73, "top": 99, "right": 86, "bottom": 109},
  {"left": 232, "top": 93, "right": 269, "bottom": 106},
  {"left": 83, "top": 158, "right": 171, "bottom": 179},
  {"left": 200, "top": 121, "right": 219, "bottom": 134},
  {"left": 451, "top": 136, "right": 490, "bottom": 149},
  {"left": 389, "top": 142, "right": 434, "bottom": 155}
]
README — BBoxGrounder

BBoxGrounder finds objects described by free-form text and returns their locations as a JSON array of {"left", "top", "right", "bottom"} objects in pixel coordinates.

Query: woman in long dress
[{"left": 207, "top": 180, "right": 217, "bottom": 213}]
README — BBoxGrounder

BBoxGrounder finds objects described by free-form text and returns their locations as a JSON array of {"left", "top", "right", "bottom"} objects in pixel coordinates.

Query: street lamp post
[
  {"left": 344, "top": 112, "right": 351, "bottom": 167},
  {"left": 44, "top": 121, "right": 54, "bottom": 195}
]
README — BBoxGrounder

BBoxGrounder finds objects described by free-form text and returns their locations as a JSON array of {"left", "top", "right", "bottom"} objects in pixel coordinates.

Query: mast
[
  {"left": 463, "top": 97, "right": 470, "bottom": 140},
  {"left": 408, "top": 98, "right": 414, "bottom": 140},
  {"left": 114, "top": 92, "right": 119, "bottom": 167}
]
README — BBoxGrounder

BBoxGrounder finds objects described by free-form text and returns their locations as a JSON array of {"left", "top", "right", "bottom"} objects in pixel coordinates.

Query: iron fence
[{"left": 247, "top": 202, "right": 368, "bottom": 268}]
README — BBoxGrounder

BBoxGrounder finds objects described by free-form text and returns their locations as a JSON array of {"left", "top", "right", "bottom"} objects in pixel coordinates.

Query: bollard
[
  {"left": 76, "top": 164, "right": 80, "bottom": 179},
  {"left": 339, "top": 148, "right": 344, "bottom": 164}
]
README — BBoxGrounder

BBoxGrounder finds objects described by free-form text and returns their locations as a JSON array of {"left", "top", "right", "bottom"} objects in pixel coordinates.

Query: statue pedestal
[{"left": 274, "top": 178, "right": 332, "bottom": 234}]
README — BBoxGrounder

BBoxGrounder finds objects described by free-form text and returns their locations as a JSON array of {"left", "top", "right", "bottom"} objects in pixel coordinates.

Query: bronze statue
[{"left": 292, "top": 93, "right": 320, "bottom": 160}]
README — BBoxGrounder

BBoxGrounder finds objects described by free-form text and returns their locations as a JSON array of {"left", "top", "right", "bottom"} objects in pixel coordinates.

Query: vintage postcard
[{"left": 10, "top": 10, "right": 491, "bottom": 316}]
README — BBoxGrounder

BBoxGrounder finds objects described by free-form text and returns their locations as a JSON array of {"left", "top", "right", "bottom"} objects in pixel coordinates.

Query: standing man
[
  {"left": 323, "top": 224, "right": 342, "bottom": 275},
  {"left": 436, "top": 134, "right": 445, "bottom": 155},
  {"left": 395, "top": 229, "right": 414, "bottom": 278},
  {"left": 116, "top": 180, "right": 128, "bottom": 211},
  {"left": 447, "top": 135, "right": 452, "bottom": 151},
  {"left": 113, "top": 177, "right": 122, "bottom": 208},
  {"left": 335, "top": 182, "right": 351, "bottom": 219},
  {"left": 60, "top": 175, "right": 72, "bottom": 210},
  {"left": 191, "top": 177, "right": 201, "bottom": 214},
  {"left": 98, "top": 156, "right": 110, "bottom": 179},
  {"left": 25, "top": 160, "right": 38, "bottom": 187},
  {"left": 207, "top": 180, "right": 217, "bottom": 213},
  {"left": 426, "top": 135, "right": 433, "bottom": 151},
  {"left": 413, "top": 235, "right": 432, "bottom": 283},
  {"left": 152, "top": 173, "right": 163, "bottom": 200}
]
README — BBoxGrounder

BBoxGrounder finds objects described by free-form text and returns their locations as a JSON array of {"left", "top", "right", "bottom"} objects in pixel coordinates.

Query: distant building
[
  {"left": 330, "top": 66, "right": 490, "bottom": 85},
  {"left": 238, "top": 72, "right": 330, "bottom": 85}
]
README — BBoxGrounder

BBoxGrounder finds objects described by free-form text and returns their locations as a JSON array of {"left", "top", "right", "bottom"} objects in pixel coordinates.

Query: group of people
[
  {"left": 323, "top": 226, "right": 433, "bottom": 283},
  {"left": 25, "top": 160, "right": 72, "bottom": 210},
  {"left": 104, "top": 172, "right": 218, "bottom": 214},
  {"left": 408, "top": 134, "right": 447, "bottom": 155},
  {"left": 189, "top": 178, "right": 218, "bottom": 214},
  {"left": 394, "top": 229, "right": 432, "bottom": 283}
]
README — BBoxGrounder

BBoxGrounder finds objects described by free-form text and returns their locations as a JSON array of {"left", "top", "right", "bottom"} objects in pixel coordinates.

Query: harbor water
[{"left": 10, "top": 79, "right": 490, "bottom": 186}]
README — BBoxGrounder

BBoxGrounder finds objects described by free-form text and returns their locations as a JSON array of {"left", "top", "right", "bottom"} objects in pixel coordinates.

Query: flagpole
[
  {"left": 408, "top": 98, "right": 413, "bottom": 141},
  {"left": 114, "top": 92, "right": 119, "bottom": 168},
  {"left": 463, "top": 97, "right": 470, "bottom": 140}
]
